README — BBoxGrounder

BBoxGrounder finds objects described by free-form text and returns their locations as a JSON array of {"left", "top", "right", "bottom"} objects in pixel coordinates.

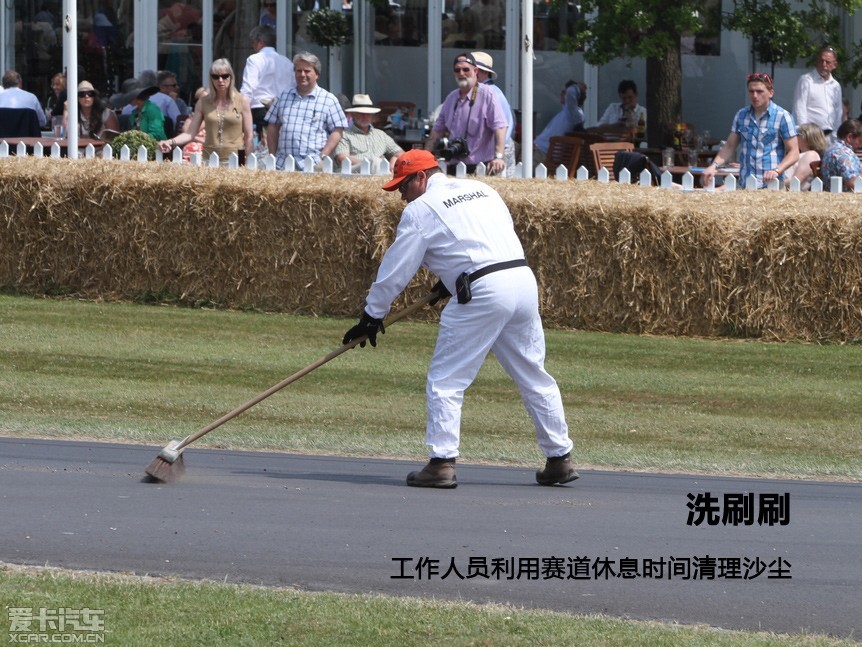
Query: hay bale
[{"left": 1, "top": 157, "right": 861, "bottom": 341}]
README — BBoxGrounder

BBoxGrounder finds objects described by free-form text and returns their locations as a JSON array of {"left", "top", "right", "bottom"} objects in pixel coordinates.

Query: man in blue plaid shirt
[
  {"left": 703, "top": 73, "right": 799, "bottom": 189},
  {"left": 265, "top": 51, "right": 348, "bottom": 170}
]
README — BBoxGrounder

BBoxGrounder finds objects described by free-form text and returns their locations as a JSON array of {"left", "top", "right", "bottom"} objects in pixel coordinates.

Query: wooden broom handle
[{"left": 177, "top": 291, "right": 438, "bottom": 450}]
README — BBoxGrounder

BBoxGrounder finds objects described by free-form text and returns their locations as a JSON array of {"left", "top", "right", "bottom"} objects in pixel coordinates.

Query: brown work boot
[
  {"left": 406, "top": 458, "right": 457, "bottom": 489},
  {"left": 536, "top": 453, "right": 579, "bottom": 486}
]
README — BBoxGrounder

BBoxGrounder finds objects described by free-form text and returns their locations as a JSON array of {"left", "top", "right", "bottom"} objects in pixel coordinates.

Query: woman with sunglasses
[
  {"left": 62, "top": 81, "right": 121, "bottom": 140},
  {"left": 159, "top": 59, "right": 253, "bottom": 165}
]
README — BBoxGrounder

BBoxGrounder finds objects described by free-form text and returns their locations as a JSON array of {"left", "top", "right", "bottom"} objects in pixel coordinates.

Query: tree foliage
[
  {"left": 560, "top": 0, "right": 702, "bottom": 66},
  {"left": 723, "top": 0, "right": 862, "bottom": 82},
  {"left": 556, "top": 0, "right": 704, "bottom": 147}
]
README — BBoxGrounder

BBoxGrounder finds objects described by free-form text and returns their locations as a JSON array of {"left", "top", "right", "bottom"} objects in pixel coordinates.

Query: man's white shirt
[
  {"left": 793, "top": 69, "right": 842, "bottom": 133},
  {"left": 241, "top": 47, "right": 295, "bottom": 109}
]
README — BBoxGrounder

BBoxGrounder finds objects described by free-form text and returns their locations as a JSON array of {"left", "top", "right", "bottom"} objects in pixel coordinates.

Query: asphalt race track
[{"left": 0, "top": 437, "right": 859, "bottom": 639}]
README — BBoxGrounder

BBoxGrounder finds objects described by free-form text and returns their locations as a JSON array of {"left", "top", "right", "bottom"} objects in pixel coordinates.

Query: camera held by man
[{"left": 435, "top": 136, "right": 470, "bottom": 161}]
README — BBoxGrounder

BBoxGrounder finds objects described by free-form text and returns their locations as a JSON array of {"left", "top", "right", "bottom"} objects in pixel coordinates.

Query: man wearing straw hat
[
  {"left": 343, "top": 149, "right": 578, "bottom": 489},
  {"left": 334, "top": 94, "right": 404, "bottom": 172},
  {"left": 471, "top": 51, "right": 516, "bottom": 178}
]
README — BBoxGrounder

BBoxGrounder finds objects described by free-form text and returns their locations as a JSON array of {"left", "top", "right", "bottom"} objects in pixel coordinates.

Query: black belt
[{"left": 468, "top": 259, "right": 528, "bottom": 283}]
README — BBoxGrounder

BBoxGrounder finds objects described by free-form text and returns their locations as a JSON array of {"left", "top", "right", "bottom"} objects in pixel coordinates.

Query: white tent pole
[
  {"left": 520, "top": 0, "right": 533, "bottom": 177},
  {"left": 64, "top": 0, "right": 79, "bottom": 159}
]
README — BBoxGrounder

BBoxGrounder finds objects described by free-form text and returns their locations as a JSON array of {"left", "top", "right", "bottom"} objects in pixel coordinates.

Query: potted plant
[{"left": 110, "top": 130, "right": 159, "bottom": 160}]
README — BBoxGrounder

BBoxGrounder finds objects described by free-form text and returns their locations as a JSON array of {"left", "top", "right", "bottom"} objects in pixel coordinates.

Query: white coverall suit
[{"left": 365, "top": 173, "right": 574, "bottom": 460}]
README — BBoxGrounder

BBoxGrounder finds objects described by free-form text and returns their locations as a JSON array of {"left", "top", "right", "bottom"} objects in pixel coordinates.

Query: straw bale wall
[{"left": 1, "top": 157, "right": 861, "bottom": 341}]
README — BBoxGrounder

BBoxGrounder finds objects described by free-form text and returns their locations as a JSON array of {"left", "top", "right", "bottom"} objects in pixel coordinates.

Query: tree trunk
[
  {"left": 646, "top": 41, "right": 682, "bottom": 148},
  {"left": 233, "top": 2, "right": 260, "bottom": 78}
]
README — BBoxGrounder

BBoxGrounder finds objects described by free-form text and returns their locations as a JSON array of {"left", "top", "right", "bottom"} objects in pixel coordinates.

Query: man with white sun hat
[
  {"left": 334, "top": 93, "right": 405, "bottom": 172},
  {"left": 472, "top": 51, "right": 516, "bottom": 177}
]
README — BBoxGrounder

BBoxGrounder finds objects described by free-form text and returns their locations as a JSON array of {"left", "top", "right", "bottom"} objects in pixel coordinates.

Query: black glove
[
  {"left": 342, "top": 310, "right": 385, "bottom": 348},
  {"left": 429, "top": 280, "right": 452, "bottom": 306}
]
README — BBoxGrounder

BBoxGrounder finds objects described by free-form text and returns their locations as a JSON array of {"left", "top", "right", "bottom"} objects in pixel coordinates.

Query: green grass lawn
[
  {"left": 1, "top": 294, "right": 859, "bottom": 480},
  {"left": 0, "top": 565, "right": 855, "bottom": 647},
  {"left": 1, "top": 294, "right": 860, "bottom": 646}
]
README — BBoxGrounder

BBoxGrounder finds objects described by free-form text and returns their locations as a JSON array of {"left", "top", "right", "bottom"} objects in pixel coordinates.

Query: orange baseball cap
[{"left": 382, "top": 149, "right": 441, "bottom": 191}]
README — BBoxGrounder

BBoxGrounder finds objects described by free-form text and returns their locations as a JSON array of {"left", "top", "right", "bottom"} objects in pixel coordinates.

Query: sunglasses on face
[
  {"left": 78, "top": 91, "right": 95, "bottom": 98},
  {"left": 398, "top": 174, "right": 418, "bottom": 195},
  {"left": 211, "top": 73, "right": 231, "bottom": 80}
]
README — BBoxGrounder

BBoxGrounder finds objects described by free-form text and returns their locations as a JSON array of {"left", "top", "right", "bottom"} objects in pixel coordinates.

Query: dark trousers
[{"left": 251, "top": 107, "right": 267, "bottom": 137}]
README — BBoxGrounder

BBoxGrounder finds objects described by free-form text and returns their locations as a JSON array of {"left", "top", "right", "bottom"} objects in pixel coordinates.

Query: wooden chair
[
  {"left": 810, "top": 160, "right": 822, "bottom": 181},
  {"left": 565, "top": 131, "right": 606, "bottom": 177},
  {"left": 590, "top": 142, "right": 635, "bottom": 180},
  {"left": 543, "top": 136, "right": 583, "bottom": 179},
  {"left": 0, "top": 108, "right": 41, "bottom": 138}
]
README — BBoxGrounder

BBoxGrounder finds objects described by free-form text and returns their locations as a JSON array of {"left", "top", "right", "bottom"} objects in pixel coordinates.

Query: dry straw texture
[{"left": 2, "top": 157, "right": 861, "bottom": 341}]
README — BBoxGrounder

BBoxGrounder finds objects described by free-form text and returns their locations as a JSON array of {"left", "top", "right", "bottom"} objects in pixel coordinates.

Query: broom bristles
[{"left": 145, "top": 453, "right": 186, "bottom": 483}]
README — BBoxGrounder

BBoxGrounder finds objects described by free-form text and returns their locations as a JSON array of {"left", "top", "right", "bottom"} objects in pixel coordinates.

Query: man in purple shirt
[{"left": 427, "top": 53, "right": 508, "bottom": 176}]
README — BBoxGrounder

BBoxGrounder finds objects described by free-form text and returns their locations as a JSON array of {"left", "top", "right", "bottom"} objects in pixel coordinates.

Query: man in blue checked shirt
[
  {"left": 265, "top": 51, "right": 348, "bottom": 169},
  {"left": 702, "top": 72, "right": 799, "bottom": 189}
]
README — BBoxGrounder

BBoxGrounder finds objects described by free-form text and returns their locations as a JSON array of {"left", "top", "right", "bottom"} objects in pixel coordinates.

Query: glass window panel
[
  {"left": 12, "top": 0, "right": 133, "bottom": 113},
  {"left": 158, "top": 0, "right": 203, "bottom": 103}
]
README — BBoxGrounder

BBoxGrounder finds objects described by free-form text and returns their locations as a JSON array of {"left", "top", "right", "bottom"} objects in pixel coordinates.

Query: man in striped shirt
[
  {"left": 265, "top": 51, "right": 347, "bottom": 170},
  {"left": 702, "top": 72, "right": 799, "bottom": 189}
]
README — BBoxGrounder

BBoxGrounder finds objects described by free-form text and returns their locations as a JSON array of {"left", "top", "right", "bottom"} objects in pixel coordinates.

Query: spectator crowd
[{"left": 1, "top": 28, "right": 860, "bottom": 189}]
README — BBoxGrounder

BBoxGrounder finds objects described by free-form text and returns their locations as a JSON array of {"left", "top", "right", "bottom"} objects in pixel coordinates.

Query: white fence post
[{"left": 597, "top": 167, "right": 609, "bottom": 183}]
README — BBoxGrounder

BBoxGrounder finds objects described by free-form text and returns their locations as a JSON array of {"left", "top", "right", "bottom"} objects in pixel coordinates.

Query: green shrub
[
  {"left": 306, "top": 8, "right": 351, "bottom": 47},
  {"left": 111, "top": 130, "right": 159, "bottom": 160}
]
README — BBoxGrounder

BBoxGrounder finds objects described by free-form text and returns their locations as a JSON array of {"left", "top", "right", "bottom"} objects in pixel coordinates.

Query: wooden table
[
  {"left": 1, "top": 136, "right": 105, "bottom": 155},
  {"left": 664, "top": 165, "right": 739, "bottom": 187},
  {"left": 393, "top": 134, "right": 427, "bottom": 151}
]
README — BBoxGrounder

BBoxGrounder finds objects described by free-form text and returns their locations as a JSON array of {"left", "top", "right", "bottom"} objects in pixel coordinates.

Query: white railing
[{"left": 2, "top": 139, "right": 860, "bottom": 193}]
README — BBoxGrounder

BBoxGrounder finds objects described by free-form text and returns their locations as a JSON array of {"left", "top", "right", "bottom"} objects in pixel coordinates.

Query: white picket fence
[{"left": 2, "top": 139, "right": 860, "bottom": 193}]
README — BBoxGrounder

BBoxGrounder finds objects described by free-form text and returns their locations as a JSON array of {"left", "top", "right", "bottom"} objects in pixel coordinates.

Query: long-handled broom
[{"left": 144, "top": 291, "right": 439, "bottom": 483}]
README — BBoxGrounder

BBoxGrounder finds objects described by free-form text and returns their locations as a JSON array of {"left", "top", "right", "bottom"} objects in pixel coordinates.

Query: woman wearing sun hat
[
  {"left": 334, "top": 93, "right": 405, "bottom": 172},
  {"left": 124, "top": 79, "right": 166, "bottom": 140},
  {"left": 62, "top": 81, "right": 120, "bottom": 140}
]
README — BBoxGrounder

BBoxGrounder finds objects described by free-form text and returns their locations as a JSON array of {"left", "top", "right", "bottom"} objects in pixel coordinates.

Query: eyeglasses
[
  {"left": 78, "top": 91, "right": 95, "bottom": 98},
  {"left": 398, "top": 174, "right": 418, "bottom": 195},
  {"left": 454, "top": 66, "right": 473, "bottom": 74},
  {"left": 211, "top": 73, "right": 231, "bottom": 80},
  {"left": 747, "top": 72, "right": 773, "bottom": 86}
]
